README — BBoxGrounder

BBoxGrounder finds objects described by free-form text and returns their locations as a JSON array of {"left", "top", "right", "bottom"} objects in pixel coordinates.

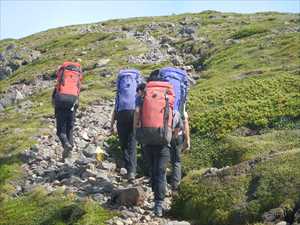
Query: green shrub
[
  {"left": 172, "top": 150, "right": 300, "bottom": 225},
  {"left": 231, "top": 26, "right": 268, "bottom": 39}
]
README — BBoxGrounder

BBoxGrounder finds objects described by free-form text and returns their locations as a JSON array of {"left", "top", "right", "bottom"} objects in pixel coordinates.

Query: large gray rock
[
  {"left": 111, "top": 186, "right": 146, "bottom": 206},
  {"left": 263, "top": 207, "right": 285, "bottom": 223}
]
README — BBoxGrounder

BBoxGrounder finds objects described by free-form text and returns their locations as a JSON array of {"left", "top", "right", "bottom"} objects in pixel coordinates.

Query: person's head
[
  {"left": 147, "top": 69, "right": 161, "bottom": 82},
  {"left": 136, "top": 83, "right": 146, "bottom": 96}
]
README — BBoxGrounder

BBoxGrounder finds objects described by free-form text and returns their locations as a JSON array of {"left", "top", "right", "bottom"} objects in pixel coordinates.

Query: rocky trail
[{"left": 17, "top": 99, "right": 190, "bottom": 225}]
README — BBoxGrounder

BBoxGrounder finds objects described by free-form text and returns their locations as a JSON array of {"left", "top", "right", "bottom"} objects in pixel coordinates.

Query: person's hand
[
  {"left": 110, "top": 125, "right": 116, "bottom": 135},
  {"left": 182, "top": 139, "right": 190, "bottom": 152}
]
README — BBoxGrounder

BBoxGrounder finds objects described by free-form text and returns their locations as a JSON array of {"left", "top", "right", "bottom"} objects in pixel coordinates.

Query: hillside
[{"left": 0, "top": 11, "right": 300, "bottom": 225}]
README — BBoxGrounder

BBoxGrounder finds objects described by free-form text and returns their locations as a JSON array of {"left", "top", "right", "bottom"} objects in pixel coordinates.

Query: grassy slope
[
  {"left": 0, "top": 11, "right": 299, "bottom": 224},
  {"left": 172, "top": 12, "right": 300, "bottom": 225}
]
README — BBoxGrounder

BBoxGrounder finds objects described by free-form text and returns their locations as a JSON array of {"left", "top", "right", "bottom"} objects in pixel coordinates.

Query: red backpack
[
  {"left": 137, "top": 81, "right": 175, "bottom": 145},
  {"left": 56, "top": 62, "right": 83, "bottom": 96}
]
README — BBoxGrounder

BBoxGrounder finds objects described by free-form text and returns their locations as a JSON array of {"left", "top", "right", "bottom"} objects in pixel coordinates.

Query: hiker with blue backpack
[
  {"left": 158, "top": 67, "right": 191, "bottom": 192},
  {"left": 110, "top": 69, "right": 142, "bottom": 181}
]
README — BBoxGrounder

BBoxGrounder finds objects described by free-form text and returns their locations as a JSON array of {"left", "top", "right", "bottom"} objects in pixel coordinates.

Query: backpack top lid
[
  {"left": 160, "top": 67, "right": 187, "bottom": 75},
  {"left": 158, "top": 67, "right": 189, "bottom": 113},
  {"left": 159, "top": 67, "right": 188, "bottom": 84},
  {"left": 62, "top": 61, "right": 81, "bottom": 69},
  {"left": 118, "top": 69, "right": 140, "bottom": 77},
  {"left": 115, "top": 69, "right": 141, "bottom": 112}
]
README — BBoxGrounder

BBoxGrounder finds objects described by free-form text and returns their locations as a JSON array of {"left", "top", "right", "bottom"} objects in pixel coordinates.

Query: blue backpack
[
  {"left": 159, "top": 67, "right": 189, "bottom": 114},
  {"left": 116, "top": 69, "right": 141, "bottom": 112}
]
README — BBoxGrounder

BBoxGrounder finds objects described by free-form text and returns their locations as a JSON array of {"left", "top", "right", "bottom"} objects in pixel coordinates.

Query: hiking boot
[
  {"left": 154, "top": 201, "right": 163, "bottom": 217},
  {"left": 62, "top": 142, "right": 73, "bottom": 159},
  {"left": 127, "top": 172, "right": 135, "bottom": 182}
]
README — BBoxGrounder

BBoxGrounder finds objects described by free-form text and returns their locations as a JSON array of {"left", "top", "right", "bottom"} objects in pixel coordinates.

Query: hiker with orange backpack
[
  {"left": 110, "top": 69, "right": 142, "bottom": 181},
  {"left": 134, "top": 69, "right": 176, "bottom": 217},
  {"left": 52, "top": 61, "right": 83, "bottom": 161}
]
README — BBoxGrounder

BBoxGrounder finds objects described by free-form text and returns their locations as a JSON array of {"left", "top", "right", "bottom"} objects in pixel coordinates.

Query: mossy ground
[{"left": 0, "top": 187, "right": 114, "bottom": 225}]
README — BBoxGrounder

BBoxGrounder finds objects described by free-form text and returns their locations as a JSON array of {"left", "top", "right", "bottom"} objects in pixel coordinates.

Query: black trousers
[
  {"left": 117, "top": 110, "right": 137, "bottom": 175},
  {"left": 55, "top": 94, "right": 77, "bottom": 147},
  {"left": 170, "top": 135, "right": 184, "bottom": 189},
  {"left": 145, "top": 145, "right": 170, "bottom": 202}
]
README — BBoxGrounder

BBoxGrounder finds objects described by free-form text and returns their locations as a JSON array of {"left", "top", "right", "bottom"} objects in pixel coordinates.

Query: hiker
[
  {"left": 52, "top": 61, "right": 83, "bottom": 160},
  {"left": 110, "top": 69, "right": 142, "bottom": 181},
  {"left": 153, "top": 67, "right": 191, "bottom": 192},
  {"left": 134, "top": 69, "right": 175, "bottom": 217}
]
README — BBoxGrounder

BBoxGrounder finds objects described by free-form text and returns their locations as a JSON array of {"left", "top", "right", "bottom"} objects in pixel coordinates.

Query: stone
[
  {"left": 83, "top": 144, "right": 97, "bottom": 158},
  {"left": 81, "top": 169, "right": 97, "bottom": 179},
  {"left": 165, "top": 221, "right": 191, "bottom": 225},
  {"left": 77, "top": 139, "right": 88, "bottom": 149},
  {"left": 88, "top": 176, "right": 96, "bottom": 183},
  {"left": 120, "top": 168, "right": 127, "bottom": 176},
  {"left": 111, "top": 186, "right": 146, "bottom": 206},
  {"left": 114, "top": 220, "right": 124, "bottom": 225},
  {"left": 180, "top": 26, "right": 196, "bottom": 35},
  {"left": 99, "top": 69, "right": 113, "bottom": 78},
  {"left": 121, "top": 210, "right": 136, "bottom": 219},
  {"left": 141, "top": 215, "right": 151, "bottom": 222},
  {"left": 21, "top": 149, "right": 38, "bottom": 163},
  {"left": 96, "top": 58, "right": 110, "bottom": 68},
  {"left": 101, "top": 180, "right": 115, "bottom": 193},
  {"left": 171, "top": 55, "right": 183, "bottom": 66},
  {"left": 276, "top": 222, "right": 287, "bottom": 225},
  {"left": 81, "top": 131, "right": 90, "bottom": 141},
  {"left": 101, "top": 161, "right": 116, "bottom": 171},
  {"left": 263, "top": 207, "right": 285, "bottom": 223}
]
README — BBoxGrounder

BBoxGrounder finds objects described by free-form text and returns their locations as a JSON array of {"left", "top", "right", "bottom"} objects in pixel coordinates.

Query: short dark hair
[
  {"left": 147, "top": 69, "right": 161, "bottom": 82},
  {"left": 136, "top": 83, "right": 146, "bottom": 92}
]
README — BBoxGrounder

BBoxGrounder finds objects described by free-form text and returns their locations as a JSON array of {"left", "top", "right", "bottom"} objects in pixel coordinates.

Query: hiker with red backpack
[
  {"left": 134, "top": 69, "right": 177, "bottom": 217},
  {"left": 52, "top": 61, "right": 83, "bottom": 161},
  {"left": 110, "top": 69, "right": 142, "bottom": 181}
]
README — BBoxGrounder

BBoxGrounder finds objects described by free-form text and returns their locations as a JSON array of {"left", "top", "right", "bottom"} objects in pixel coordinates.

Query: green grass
[{"left": 0, "top": 187, "right": 114, "bottom": 225}]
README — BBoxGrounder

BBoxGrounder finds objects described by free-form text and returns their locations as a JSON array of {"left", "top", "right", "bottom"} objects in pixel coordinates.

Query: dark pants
[
  {"left": 55, "top": 94, "right": 77, "bottom": 148},
  {"left": 170, "top": 135, "right": 184, "bottom": 189},
  {"left": 117, "top": 110, "right": 136, "bottom": 175},
  {"left": 145, "top": 145, "right": 170, "bottom": 202}
]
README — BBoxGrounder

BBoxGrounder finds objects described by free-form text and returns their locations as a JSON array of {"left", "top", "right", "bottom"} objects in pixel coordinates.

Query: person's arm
[
  {"left": 133, "top": 106, "right": 141, "bottom": 135},
  {"left": 110, "top": 106, "right": 116, "bottom": 134},
  {"left": 51, "top": 87, "right": 56, "bottom": 107},
  {"left": 183, "top": 111, "right": 190, "bottom": 151}
]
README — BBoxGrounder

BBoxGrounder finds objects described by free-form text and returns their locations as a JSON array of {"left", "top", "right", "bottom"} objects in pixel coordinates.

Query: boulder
[
  {"left": 263, "top": 207, "right": 285, "bottom": 223},
  {"left": 111, "top": 186, "right": 146, "bottom": 206}
]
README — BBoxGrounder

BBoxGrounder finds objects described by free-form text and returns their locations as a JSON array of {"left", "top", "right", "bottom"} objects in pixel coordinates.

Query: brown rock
[{"left": 111, "top": 186, "right": 145, "bottom": 206}]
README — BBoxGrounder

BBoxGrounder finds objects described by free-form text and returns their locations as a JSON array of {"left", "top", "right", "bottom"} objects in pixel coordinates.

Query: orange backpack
[
  {"left": 56, "top": 62, "right": 83, "bottom": 96},
  {"left": 137, "top": 81, "right": 175, "bottom": 145}
]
